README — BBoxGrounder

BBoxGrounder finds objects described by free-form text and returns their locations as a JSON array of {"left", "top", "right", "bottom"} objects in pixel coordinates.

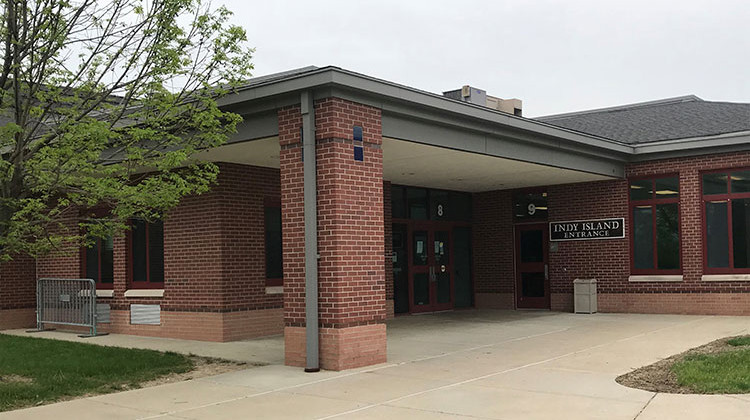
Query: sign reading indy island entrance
[{"left": 550, "top": 218, "right": 625, "bottom": 241}]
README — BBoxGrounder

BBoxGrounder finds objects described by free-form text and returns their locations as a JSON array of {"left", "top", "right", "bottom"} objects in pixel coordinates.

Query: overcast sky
[{"left": 220, "top": 0, "right": 749, "bottom": 117}]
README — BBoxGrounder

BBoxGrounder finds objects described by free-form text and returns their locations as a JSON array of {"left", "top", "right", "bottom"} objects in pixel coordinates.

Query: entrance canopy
[
  {"left": 198, "top": 136, "right": 615, "bottom": 193},
  {"left": 382, "top": 137, "right": 613, "bottom": 192}
]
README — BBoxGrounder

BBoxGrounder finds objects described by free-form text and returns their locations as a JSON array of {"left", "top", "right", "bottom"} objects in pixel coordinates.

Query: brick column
[{"left": 279, "top": 98, "right": 386, "bottom": 371}]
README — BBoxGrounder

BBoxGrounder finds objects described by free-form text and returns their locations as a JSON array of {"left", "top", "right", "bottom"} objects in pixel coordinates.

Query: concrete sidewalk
[{"left": 2, "top": 311, "right": 750, "bottom": 419}]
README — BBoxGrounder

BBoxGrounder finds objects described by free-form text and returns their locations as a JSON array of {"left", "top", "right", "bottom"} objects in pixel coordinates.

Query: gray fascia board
[
  {"left": 383, "top": 113, "right": 623, "bottom": 178},
  {"left": 327, "top": 70, "right": 632, "bottom": 155},
  {"left": 227, "top": 111, "right": 278, "bottom": 144},
  {"left": 630, "top": 130, "right": 750, "bottom": 159},
  {"left": 218, "top": 67, "right": 632, "bottom": 158}
]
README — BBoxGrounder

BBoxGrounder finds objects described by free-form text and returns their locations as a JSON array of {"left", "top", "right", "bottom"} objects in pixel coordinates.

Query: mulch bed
[{"left": 616, "top": 336, "right": 744, "bottom": 394}]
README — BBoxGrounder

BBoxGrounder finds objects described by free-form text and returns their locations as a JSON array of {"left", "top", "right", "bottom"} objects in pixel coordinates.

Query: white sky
[{"left": 220, "top": 0, "right": 750, "bottom": 117}]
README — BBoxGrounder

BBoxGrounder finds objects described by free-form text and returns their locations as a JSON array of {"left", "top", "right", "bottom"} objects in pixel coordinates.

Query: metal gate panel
[{"left": 33, "top": 278, "right": 105, "bottom": 337}]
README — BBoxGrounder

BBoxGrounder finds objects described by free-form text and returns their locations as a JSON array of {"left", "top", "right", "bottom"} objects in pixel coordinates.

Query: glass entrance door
[
  {"left": 515, "top": 223, "right": 550, "bottom": 309},
  {"left": 409, "top": 226, "right": 453, "bottom": 313}
]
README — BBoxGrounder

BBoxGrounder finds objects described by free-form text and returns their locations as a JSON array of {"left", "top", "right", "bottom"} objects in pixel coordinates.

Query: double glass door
[{"left": 409, "top": 226, "right": 453, "bottom": 313}]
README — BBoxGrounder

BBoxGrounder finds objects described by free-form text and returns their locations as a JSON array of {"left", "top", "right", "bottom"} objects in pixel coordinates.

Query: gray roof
[{"left": 536, "top": 95, "right": 750, "bottom": 144}]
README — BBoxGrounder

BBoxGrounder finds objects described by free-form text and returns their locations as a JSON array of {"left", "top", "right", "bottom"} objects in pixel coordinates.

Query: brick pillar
[{"left": 279, "top": 98, "right": 386, "bottom": 371}]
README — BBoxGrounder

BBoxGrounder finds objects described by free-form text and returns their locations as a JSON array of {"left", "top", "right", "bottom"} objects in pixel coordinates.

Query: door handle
[
  {"left": 544, "top": 264, "right": 549, "bottom": 281},
  {"left": 429, "top": 266, "right": 436, "bottom": 282}
]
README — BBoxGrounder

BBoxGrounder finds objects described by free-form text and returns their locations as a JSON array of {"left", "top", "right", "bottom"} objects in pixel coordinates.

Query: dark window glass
[
  {"left": 413, "top": 273, "right": 429, "bottom": 305},
  {"left": 450, "top": 191, "right": 473, "bottom": 221},
  {"left": 131, "top": 219, "right": 164, "bottom": 284},
  {"left": 100, "top": 237, "right": 114, "bottom": 284},
  {"left": 630, "top": 179, "right": 653, "bottom": 201},
  {"left": 430, "top": 190, "right": 450, "bottom": 220},
  {"left": 265, "top": 207, "right": 283, "bottom": 279},
  {"left": 521, "top": 272, "right": 545, "bottom": 298},
  {"left": 633, "top": 206, "right": 654, "bottom": 269},
  {"left": 85, "top": 237, "right": 113, "bottom": 284},
  {"left": 132, "top": 219, "right": 148, "bottom": 282},
  {"left": 656, "top": 204, "right": 679, "bottom": 269},
  {"left": 654, "top": 177, "right": 679, "bottom": 199},
  {"left": 706, "top": 201, "right": 729, "bottom": 268},
  {"left": 731, "top": 171, "right": 750, "bottom": 194},
  {"left": 703, "top": 173, "right": 728, "bottom": 195},
  {"left": 732, "top": 199, "right": 750, "bottom": 268},
  {"left": 86, "top": 245, "right": 99, "bottom": 282},
  {"left": 514, "top": 192, "right": 548, "bottom": 221},
  {"left": 391, "top": 185, "right": 406, "bottom": 219},
  {"left": 520, "top": 230, "right": 543, "bottom": 263},
  {"left": 148, "top": 221, "right": 164, "bottom": 283},
  {"left": 407, "top": 188, "right": 428, "bottom": 220},
  {"left": 413, "top": 231, "right": 428, "bottom": 266}
]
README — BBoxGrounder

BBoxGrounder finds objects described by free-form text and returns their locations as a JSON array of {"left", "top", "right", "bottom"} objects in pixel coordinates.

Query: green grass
[
  {"left": 0, "top": 334, "right": 193, "bottom": 412},
  {"left": 672, "top": 347, "right": 750, "bottom": 393},
  {"left": 727, "top": 336, "right": 750, "bottom": 347}
]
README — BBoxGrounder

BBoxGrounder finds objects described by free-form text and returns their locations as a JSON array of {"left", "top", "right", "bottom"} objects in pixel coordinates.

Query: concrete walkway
[{"left": 3, "top": 311, "right": 750, "bottom": 419}]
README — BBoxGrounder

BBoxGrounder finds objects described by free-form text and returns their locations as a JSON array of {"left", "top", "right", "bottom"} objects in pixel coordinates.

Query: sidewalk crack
[{"left": 633, "top": 393, "right": 657, "bottom": 420}]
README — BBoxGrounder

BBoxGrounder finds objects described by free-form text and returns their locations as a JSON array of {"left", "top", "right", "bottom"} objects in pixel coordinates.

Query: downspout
[{"left": 301, "top": 91, "right": 320, "bottom": 372}]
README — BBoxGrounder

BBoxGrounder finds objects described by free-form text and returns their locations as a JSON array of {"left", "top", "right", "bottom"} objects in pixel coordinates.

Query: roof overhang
[
  {"left": 629, "top": 130, "right": 750, "bottom": 161},
  {"left": 219, "top": 67, "right": 631, "bottom": 179}
]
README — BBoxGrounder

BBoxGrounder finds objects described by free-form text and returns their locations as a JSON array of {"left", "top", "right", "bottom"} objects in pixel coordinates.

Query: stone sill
[
  {"left": 265, "top": 286, "right": 283, "bottom": 295},
  {"left": 628, "top": 275, "right": 683, "bottom": 282},
  {"left": 124, "top": 289, "right": 165, "bottom": 298},
  {"left": 702, "top": 274, "right": 750, "bottom": 282},
  {"left": 96, "top": 290, "right": 114, "bottom": 298}
]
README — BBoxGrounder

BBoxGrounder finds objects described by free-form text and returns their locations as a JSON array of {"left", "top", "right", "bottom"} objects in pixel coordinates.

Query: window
[
  {"left": 629, "top": 176, "right": 681, "bottom": 273},
  {"left": 83, "top": 236, "right": 114, "bottom": 288},
  {"left": 265, "top": 199, "right": 282, "bottom": 286},
  {"left": 391, "top": 185, "right": 472, "bottom": 222},
  {"left": 129, "top": 219, "right": 164, "bottom": 288},
  {"left": 702, "top": 169, "right": 750, "bottom": 273}
]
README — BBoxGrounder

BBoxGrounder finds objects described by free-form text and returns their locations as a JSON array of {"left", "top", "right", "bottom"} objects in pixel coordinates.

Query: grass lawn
[
  {"left": 671, "top": 335, "right": 750, "bottom": 394},
  {"left": 0, "top": 334, "right": 193, "bottom": 412}
]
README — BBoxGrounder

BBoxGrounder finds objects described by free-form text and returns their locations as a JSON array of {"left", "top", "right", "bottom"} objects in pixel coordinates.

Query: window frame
[
  {"left": 80, "top": 237, "right": 114, "bottom": 290},
  {"left": 127, "top": 218, "right": 165, "bottom": 289},
  {"left": 701, "top": 167, "right": 750, "bottom": 274},
  {"left": 628, "top": 174, "right": 682, "bottom": 275},
  {"left": 264, "top": 197, "right": 283, "bottom": 287}
]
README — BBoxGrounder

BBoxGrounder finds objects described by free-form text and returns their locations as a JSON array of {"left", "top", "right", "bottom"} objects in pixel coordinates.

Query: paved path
[{"left": 3, "top": 311, "right": 749, "bottom": 419}]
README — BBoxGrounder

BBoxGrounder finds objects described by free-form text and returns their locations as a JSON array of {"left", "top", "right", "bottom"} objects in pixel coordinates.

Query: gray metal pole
[{"left": 301, "top": 91, "right": 320, "bottom": 372}]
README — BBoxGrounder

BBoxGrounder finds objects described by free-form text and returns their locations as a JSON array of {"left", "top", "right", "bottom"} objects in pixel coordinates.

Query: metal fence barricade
[{"left": 30, "top": 278, "right": 106, "bottom": 337}]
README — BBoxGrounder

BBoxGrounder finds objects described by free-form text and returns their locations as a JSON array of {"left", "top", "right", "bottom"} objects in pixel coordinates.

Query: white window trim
[
  {"left": 124, "top": 289, "right": 165, "bottom": 298},
  {"left": 702, "top": 274, "right": 750, "bottom": 282},
  {"left": 628, "top": 275, "right": 683, "bottom": 282}
]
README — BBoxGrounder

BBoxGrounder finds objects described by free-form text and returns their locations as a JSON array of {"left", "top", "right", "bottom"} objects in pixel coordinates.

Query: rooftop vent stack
[{"left": 443, "top": 85, "right": 523, "bottom": 116}]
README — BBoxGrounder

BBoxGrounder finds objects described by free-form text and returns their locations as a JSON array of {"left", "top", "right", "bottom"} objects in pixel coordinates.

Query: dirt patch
[
  {"left": 115, "top": 356, "right": 258, "bottom": 392},
  {"left": 616, "top": 336, "right": 747, "bottom": 394},
  {"left": 0, "top": 375, "right": 33, "bottom": 385}
]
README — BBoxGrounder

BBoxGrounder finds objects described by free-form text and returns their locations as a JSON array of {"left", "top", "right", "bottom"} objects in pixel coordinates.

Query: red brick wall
[
  {"left": 625, "top": 151, "right": 750, "bottom": 294},
  {"left": 26, "top": 163, "right": 284, "bottom": 340},
  {"left": 315, "top": 98, "right": 385, "bottom": 329},
  {"left": 545, "top": 150, "right": 750, "bottom": 314},
  {"left": 472, "top": 190, "right": 515, "bottom": 308},
  {"left": 0, "top": 254, "right": 37, "bottom": 329},
  {"left": 548, "top": 179, "right": 630, "bottom": 311},
  {"left": 278, "top": 105, "right": 305, "bottom": 327},
  {"left": 384, "top": 181, "right": 394, "bottom": 317},
  {"left": 280, "top": 97, "right": 386, "bottom": 370}
]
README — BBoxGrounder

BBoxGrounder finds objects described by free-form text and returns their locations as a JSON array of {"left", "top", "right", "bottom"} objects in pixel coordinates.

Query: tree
[{"left": 0, "top": 0, "right": 254, "bottom": 259}]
